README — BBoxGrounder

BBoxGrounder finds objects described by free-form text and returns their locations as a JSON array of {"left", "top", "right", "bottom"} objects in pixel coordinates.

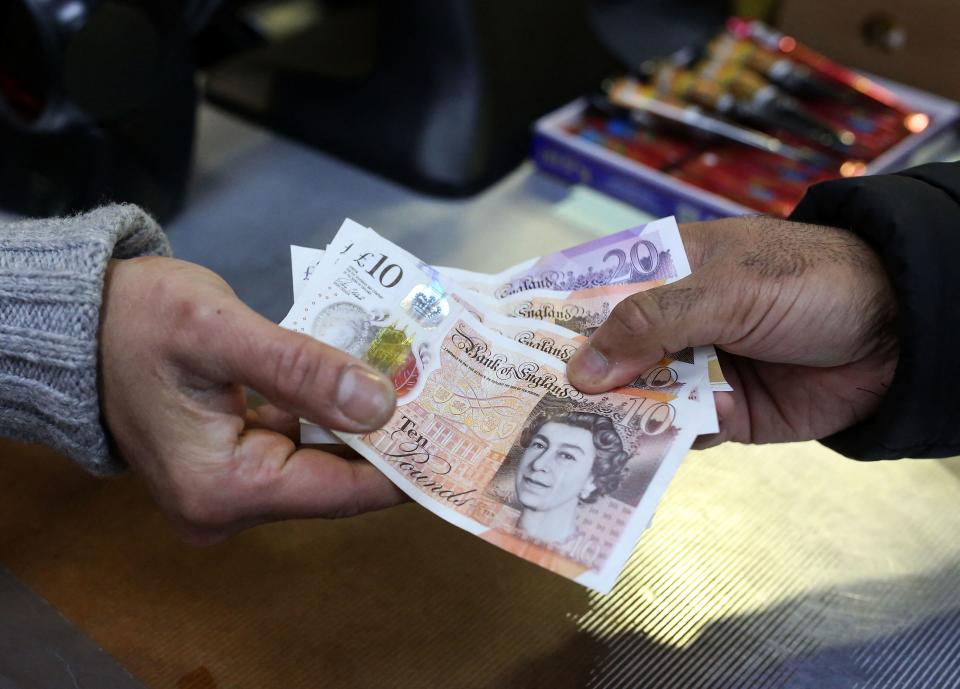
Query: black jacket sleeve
[{"left": 788, "top": 162, "right": 960, "bottom": 460}]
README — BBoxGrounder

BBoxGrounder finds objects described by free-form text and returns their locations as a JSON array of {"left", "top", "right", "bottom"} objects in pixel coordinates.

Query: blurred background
[{"left": 3, "top": 0, "right": 957, "bottom": 224}]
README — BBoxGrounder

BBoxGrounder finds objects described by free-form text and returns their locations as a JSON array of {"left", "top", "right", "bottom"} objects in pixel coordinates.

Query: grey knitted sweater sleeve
[{"left": 0, "top": 204, "right": 171, "bottom": 475}]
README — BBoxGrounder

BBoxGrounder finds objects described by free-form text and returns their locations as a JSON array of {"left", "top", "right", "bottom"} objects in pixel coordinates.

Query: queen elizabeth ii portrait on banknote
[{"left": 505, "top": 411, "right": 630, "bottom": 548}]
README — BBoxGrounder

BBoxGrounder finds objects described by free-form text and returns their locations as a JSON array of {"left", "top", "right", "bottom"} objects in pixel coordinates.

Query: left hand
[{"left": 566, "top": 216, "right": 899, "bottom": 449}]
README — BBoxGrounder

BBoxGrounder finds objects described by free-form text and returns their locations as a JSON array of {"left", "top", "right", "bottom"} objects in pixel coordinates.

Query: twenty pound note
[
  {"left": 435, "top": 216, "right": 690, "bottom": 298},
  {"left": 434, "top": 219, "right": 731, "bottom": 393}
]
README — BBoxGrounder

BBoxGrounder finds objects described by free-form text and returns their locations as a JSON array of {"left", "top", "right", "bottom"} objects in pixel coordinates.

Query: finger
[
  {"left": 172, "top": 430, "right": 407, "bottom": 543},
  {"left": 176, "top": 297, "right": 396, "bottom": 433},
  {"left": 246, "top": 404, "right": 300, "bottom": 439},
  {"left": 567, "top": 266, "right": 734, "bottom": 393},
  {"left": 692, "top": 392, "right": 736, "bottom": 450},
  {"left": 715, "top": 391, "right": 736, "bottom": 425},
  {"left": 692, "top": 433, "right": 723, "bottom": 451},
  {"left": 244, "top": 406, "right": 355, "bottom": 454},
  {"left": 234, "top": 431, "right": 406, "bottom": 519}
]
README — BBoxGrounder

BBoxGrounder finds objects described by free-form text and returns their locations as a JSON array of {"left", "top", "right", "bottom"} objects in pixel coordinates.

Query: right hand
[
  {"left": 567, "top": 216, "right": 900, "bottom": 448},
  {"left": 99, "top": 256, "right": 403, "bottom": 544}
]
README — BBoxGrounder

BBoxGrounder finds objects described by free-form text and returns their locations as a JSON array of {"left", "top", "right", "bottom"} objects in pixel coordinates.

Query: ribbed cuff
[{"left": 0, "top": 204, "right": 171, "bottom": 474}]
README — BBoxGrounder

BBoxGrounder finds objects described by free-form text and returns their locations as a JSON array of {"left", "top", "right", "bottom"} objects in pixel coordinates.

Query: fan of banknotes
[{"left": 281, "top": 217, "right": 730, "bottom": 593}]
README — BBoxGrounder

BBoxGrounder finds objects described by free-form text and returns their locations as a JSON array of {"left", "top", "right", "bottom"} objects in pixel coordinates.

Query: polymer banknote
[
  {"left": 290, "top": 241, "right": 718, "bottom": 436},
  {"left": 433, "top": 216, "right": 689, "bottom": 298},
  {"left": 290, "top": 230, "right": 725, "bottom": 433},
  {"left": 291, "top": 219, "right": 731, "bottom": 393},
  {"left": 283, "top": 220, "right": 707, "bottom": 591}
]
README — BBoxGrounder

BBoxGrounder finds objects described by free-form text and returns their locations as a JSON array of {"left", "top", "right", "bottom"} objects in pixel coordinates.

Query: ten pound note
[{"left": 282, "top": 219, "right": 714, "bottom": 592}]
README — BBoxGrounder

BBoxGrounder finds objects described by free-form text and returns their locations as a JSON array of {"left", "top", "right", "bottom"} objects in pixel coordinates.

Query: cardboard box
[{"left": 531, "top": 80, "right": 960, "bottom": 222}]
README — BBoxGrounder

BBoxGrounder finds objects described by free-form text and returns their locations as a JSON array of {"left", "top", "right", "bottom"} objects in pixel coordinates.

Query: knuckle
[
  {"left": 165, "top": 292, "right": 224, "bottom": 343},
  {"left": 609, "top": 294, "right": 663, "bottom": 339},
  {"left": 269, "top": 336, "right": 325, "bottom": 403}
]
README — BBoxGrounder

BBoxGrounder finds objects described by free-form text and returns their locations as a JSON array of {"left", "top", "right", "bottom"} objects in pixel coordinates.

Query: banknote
[
  {"left": 465, "top": 282, "right": 732, "bottom": 399},
  {"left": 284, "top": 221, "right": 705, "bottom": 591},
  {"left": 451, "top": 290, "right": 707, "bottom": 394},
  {"left": 283, "top": 221, "right": 451, "bottom": 403},
  {"left": 298, "top": 298, "right": 717, "bottom": 442},
  {"left": 289, "top": 219, "right": 378, "bottom": 299},
  {"left": 288, "top": 237, "right": 720, "bottom": 443},
  {"left": 454, "top": 292, "right": 718, "bottom": 434},
  {"left": 488, "top": 282, "right": 643, "bottom": 335},
  {"left": 291, "top": 241, "right": 733, "bottom": 392},
  {"left": 689, "top": 384, "right": 719, "bottom": 435},
  {"left": 291, "top": 244, "right": 327, "bottom": 301},
  {"left": 294, "top": 263, "right": 716, "bottom": 442},
  {"left": 300, "top": 373, "right": 717, "bottom": 445},
  {"left": 431, "top": 221, "right": 730, "bottom": 394},
  {"left": 351, "top": 312, "right": 701, "bottom": 592},
  {"left": 286, "top": 238, "right": 708, "bottom": 401},
  {"left": 434, "top": 216, "right": 689, "bottom": 299},
  {"left": 707, "top": 352, "right": 733, "bottom": 392}
]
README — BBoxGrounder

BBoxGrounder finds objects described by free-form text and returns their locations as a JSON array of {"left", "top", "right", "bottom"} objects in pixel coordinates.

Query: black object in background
[
  {"left": 203, "top": 0, "right": 621, "bottom": 196},
  {"left": 588, "top": 0, "right": 729, "bottom": 69},
  {"left": 0, "top": 0, "right": 729, "bottom": 218},
  {"left": 0, "top": 1, "right": 207, "bottom": 221},
  {"left": 203, "top": 0, "right": 733, "bottom": 197}
]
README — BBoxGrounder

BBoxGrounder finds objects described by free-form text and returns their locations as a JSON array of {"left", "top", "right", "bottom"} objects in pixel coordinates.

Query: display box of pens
[{"left": 532, "top": 17, "right": 960, "bottom": 221}]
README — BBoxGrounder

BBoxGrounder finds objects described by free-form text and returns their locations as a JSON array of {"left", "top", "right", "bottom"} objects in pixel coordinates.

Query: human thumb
[
  {"left": 566, "top": 271, "right": 728, "bottom": 393},
  {"left": 180, "top": 295, "right": 397, "bottom": 433}
]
